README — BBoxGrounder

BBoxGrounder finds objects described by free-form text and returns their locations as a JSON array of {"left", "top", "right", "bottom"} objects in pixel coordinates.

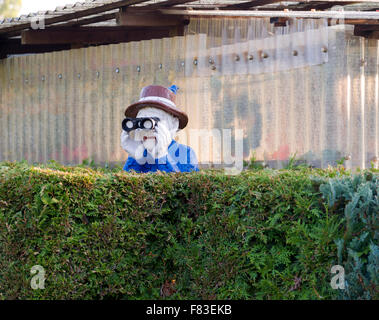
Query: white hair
[{"left": 121, "top": 106, "right": 180, "bottom": 159}]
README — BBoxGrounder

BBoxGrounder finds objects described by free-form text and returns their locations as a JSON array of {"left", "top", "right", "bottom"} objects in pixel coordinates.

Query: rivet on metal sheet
[
  {"left": 262, "top": 52, "right": 269, "bottom": 59},
  {"left": 115, "top": 68, "right": 120, "bottom": 73},
  {"left": 292, "top": 50, "right": 298, "bottom": 56},
  {"left": 96, "top": 71, "right": 100, "bottom": 78},
  {"left": 248, "top": 54, "right": 254, "bottom": 61},
  {"left": 137, "top": 66, "right": 141, "bottom": 72},
  {"left": 77, "top": 73, "right": 81, "bottom": 79},
  {"left": 159, "top": 63, "right": 163, "bottom": 69},
  {"left": 181, "top": 61, "right": 185, "bottom": 67},
  {"left": 208, "top": 58, "right": 214, "bottom": 64},
  {"left": 193, "top": 59, "right": 198, "bottom": 66},
  {"left": 235, "top": 55, "right": 240, "bottom": 62},
  {"left": 41, "top": 76, "right": 45, "bottom": 81},
  {"left": 58, "top": 74, "right": 62, "bottom": 79},
  {"left": 321, "top": 47, "right": 328, "bottom": 53},
  {"left": 211, "top": 65, "right": 216, "bottom": 71}
]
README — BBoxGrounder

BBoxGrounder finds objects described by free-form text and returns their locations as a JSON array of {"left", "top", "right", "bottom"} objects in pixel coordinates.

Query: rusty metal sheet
[{"left": 0, "top": 18, "right": 378, "bottom": 170}]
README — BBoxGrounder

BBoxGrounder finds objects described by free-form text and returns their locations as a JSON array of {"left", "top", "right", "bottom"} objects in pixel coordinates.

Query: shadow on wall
[{"left": 211, "top": 76, "right": 262, "bottom": 159}]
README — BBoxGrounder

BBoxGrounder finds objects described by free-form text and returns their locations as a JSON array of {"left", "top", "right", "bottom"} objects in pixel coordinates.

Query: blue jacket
[{"left": 123, "top": 140, "right": 199, "bottom": 173}]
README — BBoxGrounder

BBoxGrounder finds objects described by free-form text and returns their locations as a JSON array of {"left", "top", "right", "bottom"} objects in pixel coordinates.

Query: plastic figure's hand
[{"left": 121, "top": 130, "right": 143, "bottom": 159}]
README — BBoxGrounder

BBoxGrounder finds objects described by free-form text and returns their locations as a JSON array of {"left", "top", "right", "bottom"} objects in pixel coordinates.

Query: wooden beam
[
  {"left": 159, "top": 9, "right": 379, "bottom": 20},
  {"left": 116, "top": 10, "right": 189, "bottom": 27},
  {"left": 295, "top": 1, "right": 358, "bottom": 11},
  {"left": 0, "top": 38, "right": 71, "bottom": 58},
  {"left": 270, "top": 17, "right": 289, "bottom": 27},
  {"left": 260, "top": 1, "right": 359, "bottom": 11},
  {"left": 354, "top": 24, "right": 379, "bottom": 32},
  {"left": 222, "top": 0, "right": 369, "bottom": 10},
  {"left": 0, "top": 0, "right": 149, "bottom": 35},
  {"left": 354, "top": 29, "right": 379, "bottom": 39},
  {"left": 354, "top": 24, "right": 379, "bottom": 37},
  {"left": 1, "top": 1, "right": 195, "bottom": 37},
  {"left": 55, "top": 12, "right": 118, "bottom": 27},
  {"left": 344, "top": 19, "right": 379, "bottom": 25},
  {"left": 140, "top": 0, "right": 199, "bottom": 9},
  {"left": 366, "top": 31, "right": 379, "bottom": 39},
  {"left": 222, "top": 0, "right": 283, "bottom": 9},
  {"left": 21, "top": 26, "right": 175, "bottom": 45}
]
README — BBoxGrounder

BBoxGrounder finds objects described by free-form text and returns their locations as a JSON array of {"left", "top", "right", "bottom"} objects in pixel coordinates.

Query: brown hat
[{"left": 124, "top": 85, "right": 188, "bottom": 129}]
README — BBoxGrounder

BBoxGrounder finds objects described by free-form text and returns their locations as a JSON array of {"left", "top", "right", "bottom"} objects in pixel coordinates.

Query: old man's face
[{"left": 133, "top": 107, "right": 179, "bottom": 159}]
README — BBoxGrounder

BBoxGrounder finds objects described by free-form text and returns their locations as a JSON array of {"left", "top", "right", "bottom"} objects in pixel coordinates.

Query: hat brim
[{"left": 124, "top": 100, "right": 188, "bottom": 129}]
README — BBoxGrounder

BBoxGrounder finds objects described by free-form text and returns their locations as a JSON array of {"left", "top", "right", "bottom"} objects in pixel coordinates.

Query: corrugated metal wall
[{"left": 0, "top": 17, "right": 378, "bottom": 169}]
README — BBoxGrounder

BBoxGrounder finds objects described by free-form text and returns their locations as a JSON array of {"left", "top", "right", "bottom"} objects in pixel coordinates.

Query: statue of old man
[{"left": 121, "top": 85, "right": 199, "bottom": 173}]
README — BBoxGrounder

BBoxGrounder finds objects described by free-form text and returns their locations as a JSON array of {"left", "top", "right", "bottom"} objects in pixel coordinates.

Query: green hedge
[{"left": 0, "top": 161, "right": 377, "bottom": 300}]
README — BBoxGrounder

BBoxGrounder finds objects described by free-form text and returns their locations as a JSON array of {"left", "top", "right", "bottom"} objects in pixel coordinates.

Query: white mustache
[
  {"left": 134, "top": 129, "right": 157, "bottom": 142},
  {"left": 132, "top": 121, "right": 174, "bottom": 159}
]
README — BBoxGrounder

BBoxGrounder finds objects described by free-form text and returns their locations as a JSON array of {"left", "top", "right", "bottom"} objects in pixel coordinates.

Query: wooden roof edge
[{"left": 1, "top": 0, "right": 379, "bottom": 38}]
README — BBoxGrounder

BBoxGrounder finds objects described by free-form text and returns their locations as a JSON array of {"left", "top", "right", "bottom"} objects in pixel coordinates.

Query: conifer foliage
[
  {"left": 0, "top": 161, "right": 377, "bottom": 299},
  {"left": 320, "top": 172, "right": 378, "bottom": 299}
]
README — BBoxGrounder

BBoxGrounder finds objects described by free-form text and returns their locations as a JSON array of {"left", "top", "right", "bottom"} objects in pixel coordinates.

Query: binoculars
[{"left": 122, "top": 117, "right": 160, "bottom": 132}]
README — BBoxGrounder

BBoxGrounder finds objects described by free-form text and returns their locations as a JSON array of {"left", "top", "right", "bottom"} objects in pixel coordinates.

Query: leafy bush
[
  {"left": 320, "top": 172, "right": 378, "bottom": 299},
  {"left": 0, "top": 161, "right": 377, "bottom": 300}
]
